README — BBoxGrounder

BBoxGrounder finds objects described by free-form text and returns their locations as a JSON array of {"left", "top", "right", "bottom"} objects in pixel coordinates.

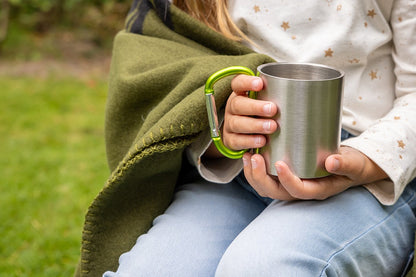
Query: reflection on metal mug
[{"left": 205, "top": 62, "right": 344, "bottom": 179}]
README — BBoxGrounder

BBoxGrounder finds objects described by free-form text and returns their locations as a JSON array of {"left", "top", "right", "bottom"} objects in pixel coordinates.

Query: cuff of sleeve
[
  {"left": 186, "top": 127, "right": 243, "bottom": 184},
  {"left": 341, "top": 137, "right": 402, "bottom": 205},
  {"left": 363, "top": 180, "right": 395, "bottom": 206},
  {"left": 199, "top": 156, "right": 243, "bottom": 184}
]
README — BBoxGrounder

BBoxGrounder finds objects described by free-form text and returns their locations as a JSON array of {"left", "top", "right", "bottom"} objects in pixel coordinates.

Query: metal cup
[
  {"left": 205, "top": 62, "right": 344, "bottom": 179},
  {"left": 257, "top": 63, "right": 344, "bottom": 178}
]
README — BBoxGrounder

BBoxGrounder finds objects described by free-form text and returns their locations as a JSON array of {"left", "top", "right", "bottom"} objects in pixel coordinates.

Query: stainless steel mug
[{"left": 205, "top": 62, "right": 344, "bottom": 179}]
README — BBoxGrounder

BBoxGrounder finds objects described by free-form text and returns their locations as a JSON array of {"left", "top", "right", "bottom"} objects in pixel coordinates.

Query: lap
[
  {"left": 103, "top": 177, "right": 266, "bottom": 277},
  {"left": 216, "top": 183, "right": 416, "bottom": 277},
  {"left": 105, "top": 174, "right": 416, "bottom": 277}
]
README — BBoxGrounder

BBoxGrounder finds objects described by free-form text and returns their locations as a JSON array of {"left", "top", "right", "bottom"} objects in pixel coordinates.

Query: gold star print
[
  {"left": 281, "top": 21, "right": 290, "bottom": 31},
  {"left": 253, "top": 5, "right": 260, "bottom": 13},
  {"left": 367, "top": 9, "right": 377, "bottom": 18},
  {"left": 324, "top": 48, "right": 333, "bottom": 57},
  {"left": 369, "top": 70, "right": 378, "bottom": 80},
  {"left": 397, "top": 140, "right": 406, "bottom": 149}
]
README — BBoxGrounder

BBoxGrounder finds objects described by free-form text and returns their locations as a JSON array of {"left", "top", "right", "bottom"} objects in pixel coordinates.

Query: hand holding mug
[
  {"left": 222, "top": 74, "right": 278, "bottom": 151},
  {"left": 242, "top": 146, "right": 388, "bottom": 201},
  {"left": 205, "top": 63, "right": 344, "bottom": 178},
  {"left": 205, "top": 63, "right": 388, "bottom": 200}
]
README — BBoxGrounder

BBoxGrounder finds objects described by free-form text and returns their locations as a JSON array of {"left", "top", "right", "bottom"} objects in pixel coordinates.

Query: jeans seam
[{"left": 319, "top": 192, "right": 416, "bottom": 276}]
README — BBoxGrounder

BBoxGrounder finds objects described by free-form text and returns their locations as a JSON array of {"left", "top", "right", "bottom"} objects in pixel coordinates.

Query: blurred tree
[
  {"left": 0, "top": 0, "right": 10, "bottom": 46},
  {"left": 0, "top": 0, "right": 131, "bottom": 49}
]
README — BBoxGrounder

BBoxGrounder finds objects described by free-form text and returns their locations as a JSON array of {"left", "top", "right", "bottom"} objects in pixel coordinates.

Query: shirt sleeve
[
  {"left": 341, "top": 0, "right": 416, "bottom": 205},
  {"left": 186, "top": 110, "right": 243, "bottom": 183},
  {"left": 186, "top": 129, "right": 243, "bottom": 183}
]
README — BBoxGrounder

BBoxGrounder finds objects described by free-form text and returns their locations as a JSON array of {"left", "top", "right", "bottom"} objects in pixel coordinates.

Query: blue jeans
[{"left": 104, "top": 130, "right": 416, "bottom": 276}]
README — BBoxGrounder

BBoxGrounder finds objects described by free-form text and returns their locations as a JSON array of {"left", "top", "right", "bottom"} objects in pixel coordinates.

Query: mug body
[{"left": 257, "top": 63, "right": 344, "bottom": 178}]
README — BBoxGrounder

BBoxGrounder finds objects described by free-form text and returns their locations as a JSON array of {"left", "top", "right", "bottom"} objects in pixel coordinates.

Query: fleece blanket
[{"left": 74, "top": 0, "right": 274, "bottom": 276}]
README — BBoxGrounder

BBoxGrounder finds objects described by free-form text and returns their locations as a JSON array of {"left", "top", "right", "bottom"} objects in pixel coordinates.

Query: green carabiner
[{"left": 204, "top": 66, "right": 257, "bottom": 159}]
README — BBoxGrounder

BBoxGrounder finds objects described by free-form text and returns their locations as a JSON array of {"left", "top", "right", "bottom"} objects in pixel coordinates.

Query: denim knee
[
  {"left": 216, "top": 186, "right": 416, "bottom": 277},
  {"left": 215, "top": 233, "right": 329, "bottom": 277}
]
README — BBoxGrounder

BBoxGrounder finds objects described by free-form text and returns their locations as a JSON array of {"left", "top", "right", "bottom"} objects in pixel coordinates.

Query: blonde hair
[{"left": 172, "top": 0, "right": 248, "bottom": 42}]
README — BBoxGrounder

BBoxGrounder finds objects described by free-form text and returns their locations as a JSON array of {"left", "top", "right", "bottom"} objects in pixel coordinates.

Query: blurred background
[{"left": 0, "top": 0, "right": 131, "bottom": 275}]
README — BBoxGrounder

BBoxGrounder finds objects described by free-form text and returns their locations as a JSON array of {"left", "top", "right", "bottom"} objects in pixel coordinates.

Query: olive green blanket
[{"left": 75, "top": 0, "right": 273, "bottom": 276}]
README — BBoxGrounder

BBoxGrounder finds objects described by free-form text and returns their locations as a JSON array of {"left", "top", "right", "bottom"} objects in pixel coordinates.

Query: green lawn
[{"left": 0, "top": 76, "right": 110, "bottom": 276}]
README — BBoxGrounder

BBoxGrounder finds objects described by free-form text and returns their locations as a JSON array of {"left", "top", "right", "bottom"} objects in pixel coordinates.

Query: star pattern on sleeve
[
  {"left": 367, "top": 9, "right": 377, "bottom": 18},
  {"left": 369, "top": 70, "right": 378, "bottom": 80},
  {"left": 349, "top": 58, "right": 360, "bottom": 64},
  {"left": 281, "top": 21, "right": 290, "bottom": 31},
  {"left": 324, "top": 48, "right": 334, "bottom": 57},
  {"left": 253, "top": 5, "right": 260, "bottom": 13},
  {"left": 397, "top": 140, "right": 406, "bottom": 149}
]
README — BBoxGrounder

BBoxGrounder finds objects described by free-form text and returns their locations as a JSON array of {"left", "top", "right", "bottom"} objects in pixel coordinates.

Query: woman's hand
[
  {"left": 204, "top": 74, "right": 278, "bottom": 158},
  {"left": 205, "top": 74, "right": 388, "bottom": 200},
  {"left": 222, "top": 74, "right": 278, "bottom": 150},
  {"left": 243, "top": 147, "right": 389, "bottom": 201}
]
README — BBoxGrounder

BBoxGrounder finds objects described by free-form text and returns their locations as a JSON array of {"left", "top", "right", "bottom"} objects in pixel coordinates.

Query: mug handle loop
[{"left": 204, "top": 66, "right": 256, "bottom": 159}]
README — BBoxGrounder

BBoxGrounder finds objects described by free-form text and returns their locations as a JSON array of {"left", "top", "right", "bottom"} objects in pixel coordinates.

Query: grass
[{"left": 0, "top": 75, "right": 110, "bottom": 276}]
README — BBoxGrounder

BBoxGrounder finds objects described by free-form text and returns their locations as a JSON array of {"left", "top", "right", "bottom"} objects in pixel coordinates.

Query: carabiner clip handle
[{"left": 204, "top": 66, "right": 257, "bottom": 159}]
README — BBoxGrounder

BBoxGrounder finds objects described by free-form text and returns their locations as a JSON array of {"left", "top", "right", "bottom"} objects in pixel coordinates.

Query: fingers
[
  {"left": 231, "top": 74, "right": 263, "bottom": 94},
  {"left": 243, "top": 153, "right": 295, "bottom": 201},
  {"left": 223, "top": 100, "right": 277, "bottom": 149},
  {"left": 325, "top": 147, "right": 365, "bottom": 177},
  {"left": 275, "top": 161, "right": 352, "bottom": 200},
  {"left": 243, "top": 146, "right": 387, "bottom": 201},
  {"left": 224, "top": 134, "right": 266, "bottom": 150},
  {"left": 227, "top": 115, "right": 277, "bottom": 135},
  {"left": 224, "top": 97, "right": 277, "bottom": 149},
  {"left": 274, "top": 146, "right": 388, "bottom": 200},
  {"left": 224, "top": 75, "right": 278, "bottom": 150},
  {"left": 227, "top": 94, "right": 277, "bottom": 117},
  {"left": 325, "top": 147, "right": 388, "bottom": 184},
  {"left": 243, "top": 154, "right": 354, "bottom": 201},
  {"left": 229, "top": 75, "right": 278, "bottom": 117}
]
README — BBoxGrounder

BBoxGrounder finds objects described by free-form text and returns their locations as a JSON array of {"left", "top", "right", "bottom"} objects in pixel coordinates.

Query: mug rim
[{"left": 257, "top": 62, "right": 345, "bottom": 82}]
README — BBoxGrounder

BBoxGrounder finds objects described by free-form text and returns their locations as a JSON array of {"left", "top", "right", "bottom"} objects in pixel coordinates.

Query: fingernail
[
  {"left": 255, "top": 136, "right": 262, "bottom": 146},
  {"left": 263, "top": 121, "right": 271, "bottom": 131},
  {"left": 252, "top": 78, "right": 262, "bottom": 89},
  {"left": 263, "top": 103, "right": 272, "bottom": 114},
  {"left": 275, "top": 162, "right": 282, "bottom": 175},
  {"left": 251, "top": 158, "right": 258, "bottom": 169},
  {"left": 332, "top": 158, "right": 340, "bottom": 171},
  {"left": 242, "top": 156, "right": 248, "bottom": 167}
]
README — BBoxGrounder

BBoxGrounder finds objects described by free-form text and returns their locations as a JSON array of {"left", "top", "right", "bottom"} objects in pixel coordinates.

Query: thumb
[{"left": 325, "top": 148, "right": 366, "bottom": 180}]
